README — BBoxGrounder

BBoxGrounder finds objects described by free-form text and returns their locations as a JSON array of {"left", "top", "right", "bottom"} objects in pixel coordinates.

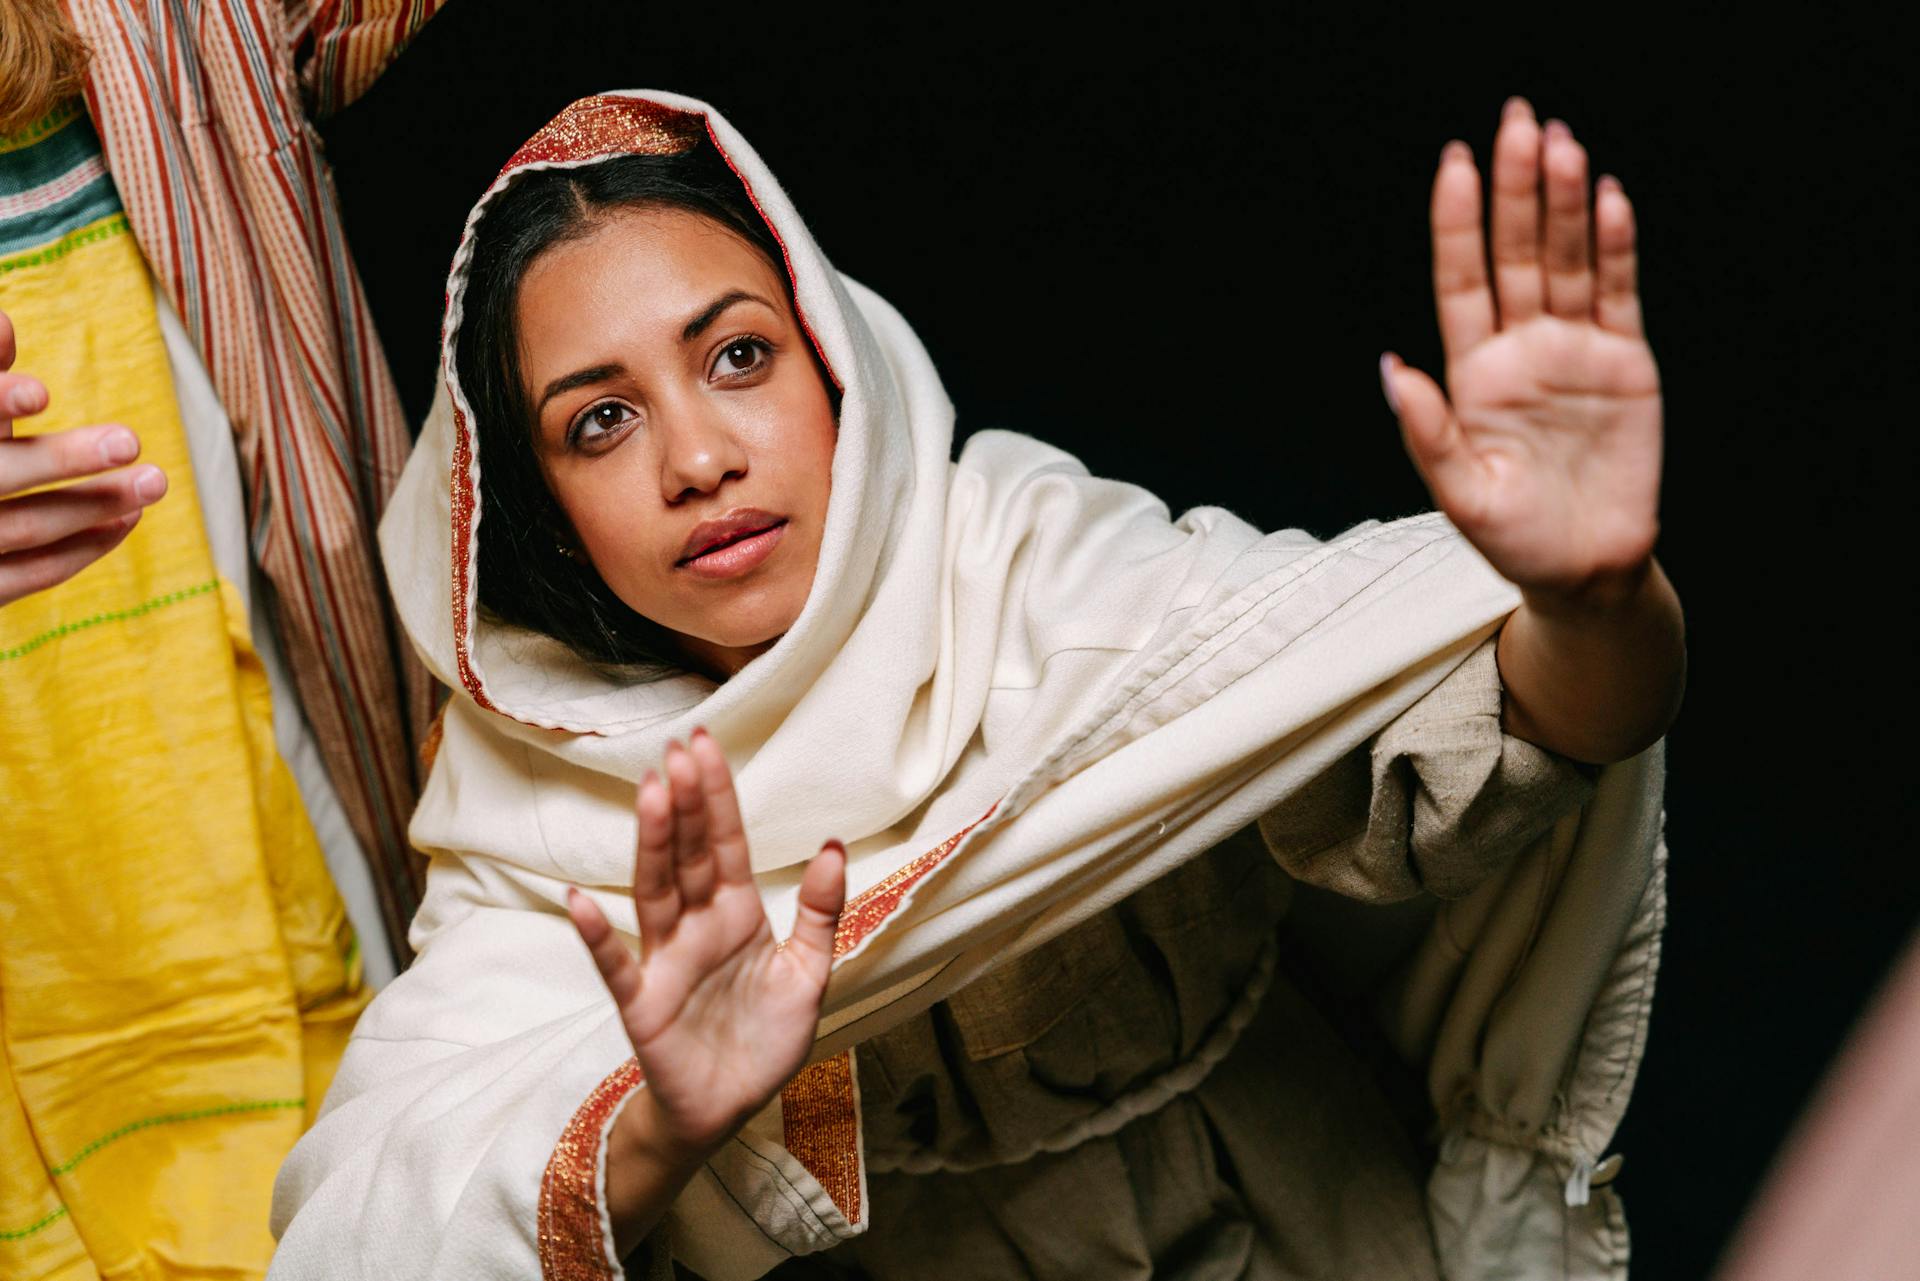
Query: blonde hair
[{"left": 0, "top": 0, "right": 91, "bottom": 134}]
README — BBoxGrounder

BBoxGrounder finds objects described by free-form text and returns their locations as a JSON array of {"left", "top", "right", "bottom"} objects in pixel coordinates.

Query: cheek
[
  {"left": 775, "top": 382, "right": 838, "bottom": 501},
  {"left": 550, "top": 459, "right": 658, "bottom": 571},
  {"left": 736, "top": 380, "right": 836, "bottom": 502}
]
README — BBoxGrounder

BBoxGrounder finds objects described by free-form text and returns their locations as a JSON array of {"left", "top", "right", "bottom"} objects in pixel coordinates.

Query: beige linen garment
[
  {"left": 267, "top": 89, "right": 1670, "bottom": 1281},
  {"left": 656, "top": 636, "right": 1623, "bottom": 1281}
]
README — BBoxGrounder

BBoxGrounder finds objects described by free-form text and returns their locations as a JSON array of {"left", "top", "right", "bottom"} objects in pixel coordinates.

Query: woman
[{"left": 270, "top": 89, "right": 1682, "bottom": 1279}]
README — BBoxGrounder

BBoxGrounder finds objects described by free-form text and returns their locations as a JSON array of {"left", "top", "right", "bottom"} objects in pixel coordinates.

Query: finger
[
  {"left": 1593, "top": 175, "right": 1645, "bottom": 339},
  {"left": 1380, "top": 353, "right": 1488, "bottom": 525},
  {"left": 0, "top": 467, "right": 166, "bottom": 556},
  {"left": 1541, "top": 118, "right": 1594, "bottom": 320},
  {"left": 1431, "top": 139, "right": 1496, "bottom": 363},
  {"left": 0, "top": 372, "right": 47, "bottom": 440},
  {"left": 631, "top": 770, "right": 681, "bottom": 955},
  {"left": 1489, "top": 96, "right": 1544, "bottom": 327},
  {"left": 687, "top": 725, "right": 752, "bottom": 885},
  {"left": 783, "top": 840, "right": 847, "bottom": 984},
  {"left": 0, "top": 310, "right": 14, "bottom": 372},
  {"left": 0, "top": 423, "right": 141, "bottom": 495},
  {"left": 0, "top": 510, "right": 140, "bottom": 607},
  {"left": 567, "top": 887, "right": 644, "bottom": 1010},
  {"left": 664, "top": 739, "right": 716, "bottom": 907}
]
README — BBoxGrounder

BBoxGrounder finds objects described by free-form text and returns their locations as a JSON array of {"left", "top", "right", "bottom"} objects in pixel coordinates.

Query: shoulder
[
  {"left": 953, "top": 427, "right": 1089, "bottom": 478},
  {"left": 948, "top": 428, "right": 1184, "bottom": 549}
]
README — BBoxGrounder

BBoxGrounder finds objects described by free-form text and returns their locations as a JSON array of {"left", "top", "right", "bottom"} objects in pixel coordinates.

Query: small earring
[{"left": 554, "top": 540, "right": 581, "bottom": 562}]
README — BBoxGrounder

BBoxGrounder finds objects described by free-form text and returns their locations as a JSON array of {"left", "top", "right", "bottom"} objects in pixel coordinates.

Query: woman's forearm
[
  {"left": 604, "top": 1085, "right": 719, "bottom": 1262},
  {"left": 1495, "top": 553, "right": 1687, "bottom": 766}
]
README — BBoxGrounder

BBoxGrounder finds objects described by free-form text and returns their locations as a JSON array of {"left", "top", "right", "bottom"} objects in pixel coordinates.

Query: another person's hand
[
  {"left": 0, "top": 308, "right": 169, "bottom": 606},
  {"left": 567, "top": 725, "right": 847, "bottom": 1160},
  {"left": 1381, "top": 96, "right": 1662, "bottom": 614}
]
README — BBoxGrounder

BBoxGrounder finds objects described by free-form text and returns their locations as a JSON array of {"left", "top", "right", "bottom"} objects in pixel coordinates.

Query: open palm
[
  {"left": 567, "top": 726, "right": 847, "bottom": 1153},
  {"left": 1382, "top": 97, "right": 1663, "bottom": 603}
]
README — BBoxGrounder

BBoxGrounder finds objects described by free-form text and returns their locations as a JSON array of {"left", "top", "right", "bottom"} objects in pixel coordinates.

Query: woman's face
[{"left": 514, "top": 205, "right": 837, "bottom": 680}]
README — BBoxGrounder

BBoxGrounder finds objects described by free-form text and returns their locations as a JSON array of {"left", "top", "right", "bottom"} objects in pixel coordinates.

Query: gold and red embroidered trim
[
  {"left": 538, "top": 1057, "right": 646, "bottom": 1281},
  {"left": 773, "top": 802, "right": 1001, "bottom": 1228},
  {"left": 447, "top": 401, "right": 496, "bottom": 712},
  {"left": 507, "top": 96, "right": 704, "bottom": 172},
  {"left": 831, "top": 799, "right": 1000, "bottom": 958},
  {"left": 779, "top": 1051, "right": 861, "bottom": 1224}
]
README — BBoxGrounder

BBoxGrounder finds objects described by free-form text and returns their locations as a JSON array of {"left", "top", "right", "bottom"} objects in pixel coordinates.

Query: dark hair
[{"left": 456, "top": 140, "right": 824, "bottom": 679}]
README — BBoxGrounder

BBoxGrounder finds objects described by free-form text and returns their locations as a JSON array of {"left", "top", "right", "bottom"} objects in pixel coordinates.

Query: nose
[{"left": 656, "top": 400, "right": 748, "bottom": 503}]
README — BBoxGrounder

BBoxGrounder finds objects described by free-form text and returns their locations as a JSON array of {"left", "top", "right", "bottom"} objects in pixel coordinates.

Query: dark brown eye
[
  {"left": 718, "top": 339, "right": 767, "bottom": 375},
  {"left": 568, "top": 400, "right": 637, "bottom": 445}
]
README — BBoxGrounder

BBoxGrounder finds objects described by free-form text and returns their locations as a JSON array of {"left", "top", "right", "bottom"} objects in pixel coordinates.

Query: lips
[{"left": 677, "top": 507, "right": 788, "bottom": 566}]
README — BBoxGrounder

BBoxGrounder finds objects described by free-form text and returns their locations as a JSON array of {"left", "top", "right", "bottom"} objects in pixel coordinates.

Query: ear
[{"left": 539, "top": 503, "right": 587, "bottom": 562}]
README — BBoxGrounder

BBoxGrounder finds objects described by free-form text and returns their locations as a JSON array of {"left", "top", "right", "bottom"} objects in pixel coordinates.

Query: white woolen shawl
[{"left": 268, "top": 90, "right": 1670, "bottom": 1281}]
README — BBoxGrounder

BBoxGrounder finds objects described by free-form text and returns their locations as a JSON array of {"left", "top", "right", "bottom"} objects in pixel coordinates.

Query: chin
[
  {"left": 685, "top": 602, "right": 801, "bottom": 651},
  {"left": 693, "top": 576, "right": 812, "bottom": 642}
]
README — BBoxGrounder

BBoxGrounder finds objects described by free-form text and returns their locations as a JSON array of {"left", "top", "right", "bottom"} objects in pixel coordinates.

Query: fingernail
[
  {"left": 134, "top": 465, "right": 166, "bottom": 502},
  {"left": 1598, "top": 173, "right": 1622, "bottom": 192},
  {"left": 1502, "top": 95, "right": 1532, "bottom": 120},
  {"left": 1544, "top": 118, "right": 1572, "bottom": 142},
  {"left": 1441, "top": 140, "right": 1470, "bottom": 165},
  {"left": 1379, "top": 354, "right": 1400, "bottom": 414},
  {"left": 102, "top": 428, "right": 138, "bottom": 465},
  {"left": 8, "top": 384, "right": 39, "bottom": 415},
  {"left": 691, "top": 725, "right": 709, "bottom": 742}
]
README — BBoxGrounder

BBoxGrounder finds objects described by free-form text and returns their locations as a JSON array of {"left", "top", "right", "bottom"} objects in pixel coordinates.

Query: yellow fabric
[{"left": 0, "top": 193, "right": 369, "bottom": 1278}]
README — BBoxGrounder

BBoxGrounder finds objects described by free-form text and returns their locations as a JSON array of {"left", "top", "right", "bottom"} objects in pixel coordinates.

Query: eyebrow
[
  {"left": 532, "top": 290, "right": 779, "bottom": 416},
  {"left": 535, "top": 363, "right": 625, "bottom": 415},
  {"left": 681, "top": 289, "right": 776, "bottom": 343}
]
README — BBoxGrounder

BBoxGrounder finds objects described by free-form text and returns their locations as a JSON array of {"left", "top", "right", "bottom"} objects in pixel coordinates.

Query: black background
[{"left": 319, "top": 7, "right": 1910, "bottom": 1278}]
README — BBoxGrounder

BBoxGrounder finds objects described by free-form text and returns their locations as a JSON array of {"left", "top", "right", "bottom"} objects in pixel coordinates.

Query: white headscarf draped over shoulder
[{"left": 271, "top": 90, "right": 1670, "bottom": 1281}]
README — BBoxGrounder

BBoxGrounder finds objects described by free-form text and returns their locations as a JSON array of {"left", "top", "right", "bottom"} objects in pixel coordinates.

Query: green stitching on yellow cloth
[
  {"left": 50, "top": 1097, "right": 306, "bottom": 1176},
  {"left": 0, "top": 1097, "right": 306, "bottom": 1243},
  {"left": 0, "top": 100, "right": 80, "bottom": 155},
  {"left": 0, "top": 1206, "right": 68, "bottom": 1242},
  {"left": 0, "top": 577, "right": 219, "bottom": 663},
  {"left": 0, "top": 212, "right": 131, "bottom": 276}
]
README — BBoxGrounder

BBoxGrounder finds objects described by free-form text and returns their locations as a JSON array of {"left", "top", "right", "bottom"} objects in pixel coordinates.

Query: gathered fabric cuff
[{"left": 1256, "top": 632, "right": 1599, "bottom": 903}]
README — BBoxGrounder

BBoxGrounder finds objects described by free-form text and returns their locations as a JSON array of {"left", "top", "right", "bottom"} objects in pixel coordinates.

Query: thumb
[
  {"left": 1380, "top": 353, "right": 1481, "bottom": 514},
  {"left": 785, "top": 840, "right": 847, "bottom": 983}
]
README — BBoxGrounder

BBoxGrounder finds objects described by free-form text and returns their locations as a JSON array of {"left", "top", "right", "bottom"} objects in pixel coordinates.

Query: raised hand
[
  {"left": 0, "top": 307, "right": 169, "bottom": 606},
  {"left": 1381, "top": 97, "right": 1663, "bottom": 609},
  {"left": 566, "top": 726, "right": 847, "bottom": 1157}
]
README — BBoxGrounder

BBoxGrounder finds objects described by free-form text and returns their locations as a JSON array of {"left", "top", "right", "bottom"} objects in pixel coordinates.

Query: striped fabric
[
  {"left": 63, "top": 0, "right": 451, "bottom": 970},
  {"left": 291, "top": 0, "right": 447, "bottom": 121},
  {"left": 0, "top": 101, "right": 115, "bottom": 252}
]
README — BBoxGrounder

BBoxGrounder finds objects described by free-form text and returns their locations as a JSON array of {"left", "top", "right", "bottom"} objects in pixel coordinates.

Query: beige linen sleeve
[{"left": 1255, "top": 632, "right": 1601, "bottom": 903}]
